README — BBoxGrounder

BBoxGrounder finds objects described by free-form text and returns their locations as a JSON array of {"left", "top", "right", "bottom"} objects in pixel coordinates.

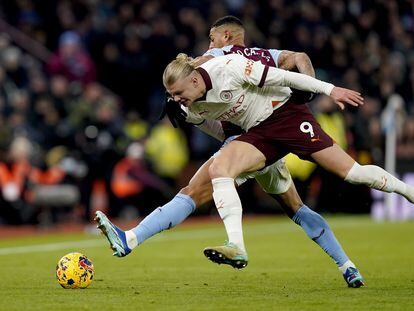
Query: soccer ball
[{"left": 56, "top": 252, "right": 94, "bottom": 289}]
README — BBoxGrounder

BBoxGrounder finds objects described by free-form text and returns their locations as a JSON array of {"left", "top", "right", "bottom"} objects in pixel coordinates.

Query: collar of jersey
[{"left": 195, "top": 67, "right": 212, "bottom": 101}]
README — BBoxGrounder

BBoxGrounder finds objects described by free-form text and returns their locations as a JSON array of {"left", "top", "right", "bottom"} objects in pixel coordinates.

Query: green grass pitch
[{"left": 0, "top": 215, "right": 413, "bottom": 310}]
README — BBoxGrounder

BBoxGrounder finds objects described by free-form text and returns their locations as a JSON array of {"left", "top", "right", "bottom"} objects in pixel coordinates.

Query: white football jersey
[{"left": 185, "top": 54, "right": 334, "bottom": 131}]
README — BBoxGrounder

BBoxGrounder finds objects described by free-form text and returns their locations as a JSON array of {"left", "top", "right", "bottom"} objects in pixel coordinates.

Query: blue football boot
[
  {"left": 94, "top": 211, "right": 131, "bottom": 257},
  {"left": 343, "top": 267, "right": 365, "bottom": 288}
]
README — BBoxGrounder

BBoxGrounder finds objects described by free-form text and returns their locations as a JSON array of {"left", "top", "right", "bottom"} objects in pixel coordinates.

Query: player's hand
[
  {"left": 159, "top": 94, "right": 188, "bottom": 128},
  {"left": 330, "top": 87, "right": 364, "bottom": 110}
]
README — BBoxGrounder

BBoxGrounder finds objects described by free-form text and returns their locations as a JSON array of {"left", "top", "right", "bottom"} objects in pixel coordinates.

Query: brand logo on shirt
[
  {"left": 300, "top": 121, "right": 323, "bottom": 143},
  {"left": 300, "top": 121, "right": 315, "bottom": 137},
  {"left": 311, "top": 136, "right": 322, "bottom": 143},
  {"left": 245, "top": 59, "right": 254, "bottom": 76},
  {"left": 220, "top": 90, "right": 233, "bottom": 101},
  {"left": 217, "top": 95, "right": 245, "bottom": 120}
]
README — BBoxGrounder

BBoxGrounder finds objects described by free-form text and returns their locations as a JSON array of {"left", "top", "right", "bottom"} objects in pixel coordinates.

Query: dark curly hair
[{"left": 211, "top": 15, "right": 243, "bottom": 28}]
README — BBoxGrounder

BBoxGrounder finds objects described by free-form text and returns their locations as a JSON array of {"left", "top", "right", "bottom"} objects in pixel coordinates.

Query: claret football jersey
[{"left": 204, "top": 45, "right": 280, "bottom": 67}]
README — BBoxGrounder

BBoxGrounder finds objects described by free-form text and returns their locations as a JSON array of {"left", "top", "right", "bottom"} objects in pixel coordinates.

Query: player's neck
[{"left": 227, "top": 39, "right": 245, "bottom": 47}]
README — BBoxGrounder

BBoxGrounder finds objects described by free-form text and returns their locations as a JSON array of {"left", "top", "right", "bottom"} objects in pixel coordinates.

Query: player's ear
[
  {"left": 191, "top": 75, "right": 198, "bottom": 87},
  {"left": 223, "top": 30, "right": 230, "bottom": 42}
]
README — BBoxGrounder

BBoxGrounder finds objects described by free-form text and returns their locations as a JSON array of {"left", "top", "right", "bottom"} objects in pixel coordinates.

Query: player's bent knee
[
  {"left": 179, "top": 185, "right": 191, "bottom": 196},
  {"left": 179, "top": 186, "right": 197, "bottom": 203},
  {"left": 179, "top": 184, "right": 210, "bottom": 208},
  {"left": 209, "top": 159, "right": 231, "bottom": 179}
]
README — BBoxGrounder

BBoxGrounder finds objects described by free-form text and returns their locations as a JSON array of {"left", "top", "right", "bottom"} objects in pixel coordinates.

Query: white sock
[
  {"left": 212, "top": 177, "right": 246, "bottom": 253},
  {"left": 125, "top": 230, "right": 138, "bottom": 249},
  {"left": 338, "top": 260, "right": 355, "bottom": 274},
  {"left": 345, "top": 163, "right": 414, "bottom": 203}
]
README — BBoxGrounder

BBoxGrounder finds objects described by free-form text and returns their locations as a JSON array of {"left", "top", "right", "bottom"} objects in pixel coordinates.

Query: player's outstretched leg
[
  {"left": 129, "top": 194, "right": 196, "bottom": 245},
  {"left": 203, "top": 241, "right": 248, "bottom": 269},
  {"left": 95, "top": 194, "right": 196, "bottom": 257},
  {"left": 343, "top": 267, "right": 365, "bottom": 288},
  {"left": 95, "top": 211, "right": 131, "bottom": 257},
  {"left": 345, "top": 162, "right": 414, "bottom": 203}
]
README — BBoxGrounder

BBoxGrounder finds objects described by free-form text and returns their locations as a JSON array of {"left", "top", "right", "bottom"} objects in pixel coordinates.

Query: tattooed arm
[{"left": 277, "top": 51, "right": 315, "bottom": 77}]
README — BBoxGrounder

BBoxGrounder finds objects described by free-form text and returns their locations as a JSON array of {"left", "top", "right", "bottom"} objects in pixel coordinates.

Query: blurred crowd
[{"left": 0, "top": 0, "right": 413, "bottom": 225}]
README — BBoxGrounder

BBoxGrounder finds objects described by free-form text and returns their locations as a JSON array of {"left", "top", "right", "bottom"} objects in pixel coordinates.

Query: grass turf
[{"left": 0, "top": 215, "right": 413, "bottom": 310}]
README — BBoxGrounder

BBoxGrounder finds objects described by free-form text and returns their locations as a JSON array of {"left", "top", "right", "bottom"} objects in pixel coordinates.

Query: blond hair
[{"left": 163, "top": 53, "right": 196, "bottom": 88}]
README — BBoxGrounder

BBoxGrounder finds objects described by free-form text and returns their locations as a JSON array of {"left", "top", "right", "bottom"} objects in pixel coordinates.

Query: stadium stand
[{"left": 0, "top": 0, "right": 413, "bottom": 224}]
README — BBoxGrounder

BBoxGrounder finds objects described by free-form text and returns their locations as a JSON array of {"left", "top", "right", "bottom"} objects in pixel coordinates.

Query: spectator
[
  {"left": 111, "top": 142, "right": 172, "bottom": 217},
  {"left": 0, "top": 136, "right": 32, "bottom": 224},
  {"left": 47, "top": 31, "right": 96, "bottom": 85},
  {"left": 0, "top": 0, "right": 413, "bottom": 223},
  {"left": 397, "top": 116, "right": 414, "bottom": 160},
  {"left": 1, "top": 46, "right": 28, "bottom": 88},
  {"left": 145, "top": 118, "right": 189, "bottom": 182}
]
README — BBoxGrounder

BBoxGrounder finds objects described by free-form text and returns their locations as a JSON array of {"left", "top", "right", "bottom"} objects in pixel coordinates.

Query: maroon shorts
[{"left": 235, "top": 101, "right": 334, "bottom": 166}]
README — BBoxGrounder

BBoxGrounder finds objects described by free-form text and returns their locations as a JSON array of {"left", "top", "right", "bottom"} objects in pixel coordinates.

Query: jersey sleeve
[
  {"left": 203, "top": 48, "right": 225, "bottom": 57},
  {"left": 268, "top": 49, "right": 282, "bottom": 68},
  {"left": 263, "top": 67, "right": 335, "bottom": 95},
  {"left": 226, "top": 55, "right": 271, "bottom": 87},
  {"left": 196, "top": 120, "right": 225, "bottom": 142},
  {"left": 183, "top": 106, "right": 225, "bottom": 141},
  {"left": 184, "top": 106, "right": 205, "bottom": 124},
  {"left": 227, "top": 55, "right": 334, "bottom": 95}
]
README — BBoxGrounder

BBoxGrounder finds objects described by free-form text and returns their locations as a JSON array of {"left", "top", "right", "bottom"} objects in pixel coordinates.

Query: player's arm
[
  {"left": 196, "top": 119, "right": 225, "bottom": 142},
  {"left": 277, "top": 50, "right": 316, "bottom": 102},
  {"left": 160, "top": 94, "right": 226, "bottom": 141},
  {"left": 197, "top": 120, "right": 244, "bottom": 142},
  {"left": 180, "top": 105, "right": 228, "bottom": 141},
  {"left": 277, "top": 50, "right": 315, "bottom": 77},
  {"left": 229, "top": 55, "right": 363, "bottom": 109},
  {"left": 192, "top": 55, "right": 214, "bottom": 67},
  {"left": 265, "top": 66, "right": 363, "bottom": 109},
  {"left": 228, "top": 55, "right": 329, "bottom": 93},
  {"left": 192, "top": 48, "right": 225, "bottom": 67}
]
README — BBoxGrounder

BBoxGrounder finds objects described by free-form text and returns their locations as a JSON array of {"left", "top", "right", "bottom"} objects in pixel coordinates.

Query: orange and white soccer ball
[{"left": 56, "top": 252, "right": 94, "bottom": 289}]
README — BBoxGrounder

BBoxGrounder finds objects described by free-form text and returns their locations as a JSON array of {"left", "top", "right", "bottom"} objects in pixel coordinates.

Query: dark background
[{"left": 0, "top": 0, "right": 413, "bottom": 225}]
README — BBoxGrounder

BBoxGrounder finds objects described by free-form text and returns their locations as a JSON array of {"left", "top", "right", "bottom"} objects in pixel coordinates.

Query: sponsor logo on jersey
[
  {"left": 217, "top": 95, "right": 245, "bottom": 120},
  {"left": 245, "top": 59, "right": 254, "bottom": 76}
]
